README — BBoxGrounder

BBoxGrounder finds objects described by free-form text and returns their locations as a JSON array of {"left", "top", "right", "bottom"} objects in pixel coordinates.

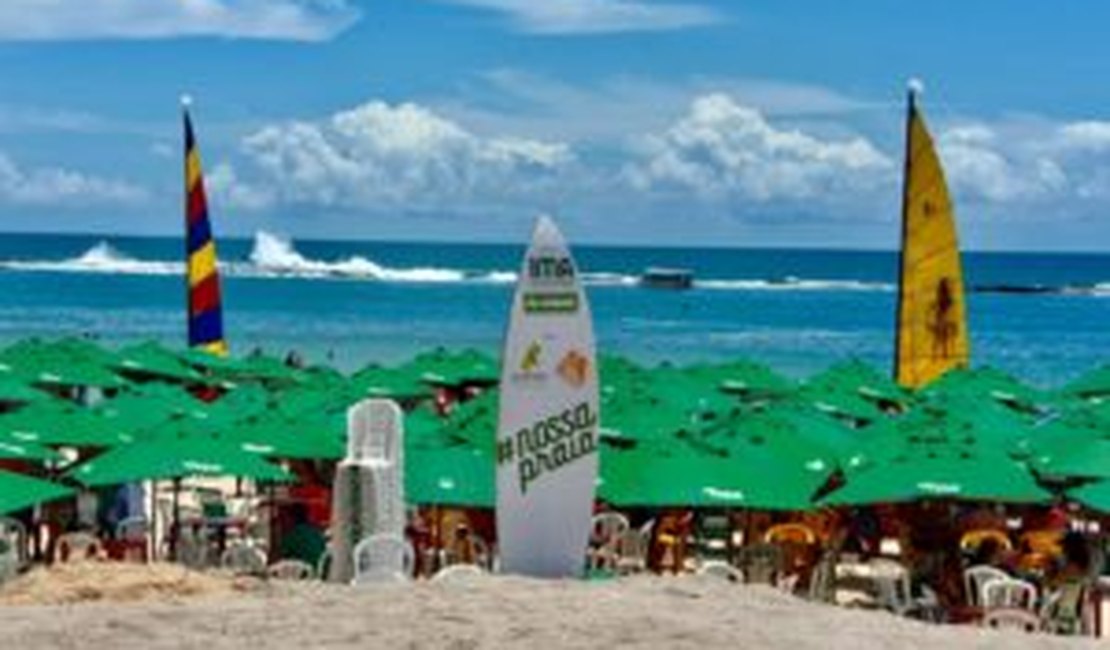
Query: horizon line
[{"left": 0, "top": 228, "right": 1108, "bottom": 256}]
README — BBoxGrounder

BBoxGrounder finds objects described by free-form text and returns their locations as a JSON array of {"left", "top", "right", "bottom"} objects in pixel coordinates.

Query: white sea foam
[
  {"left": 247, "top": 231, "right": 465, "bottom": 282},
  {"left": 697, "top": 277, "right": 894, "bottom": 292},
  {"left": 0, "top": 241, "right": 182, "bottom": 275},
  {"left": 0, "top": 234, "right": 1098, "bottom": 297}
]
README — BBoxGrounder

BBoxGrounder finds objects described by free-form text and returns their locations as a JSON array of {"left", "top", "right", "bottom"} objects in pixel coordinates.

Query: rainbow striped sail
[{"left": 183, "top": 100, "right": 228, "bottom": 356}]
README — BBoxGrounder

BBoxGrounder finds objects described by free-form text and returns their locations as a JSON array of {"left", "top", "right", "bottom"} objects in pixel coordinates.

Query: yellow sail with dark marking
[{"left": 894, "top": 88, "right": 969, "bottom": 389}]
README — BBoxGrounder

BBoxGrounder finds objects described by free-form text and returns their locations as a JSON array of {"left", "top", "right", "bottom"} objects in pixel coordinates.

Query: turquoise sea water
[{"left": 0, "top": 231, "right": 1106, "bottom": 386}]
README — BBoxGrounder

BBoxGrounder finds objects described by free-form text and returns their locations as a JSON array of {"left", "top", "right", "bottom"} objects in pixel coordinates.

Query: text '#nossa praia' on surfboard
[{"left": 497, "top": 401, "right": 597, "bottom": 494}]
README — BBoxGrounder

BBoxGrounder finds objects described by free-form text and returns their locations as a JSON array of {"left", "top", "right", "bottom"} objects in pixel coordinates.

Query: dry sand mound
[
  {"left": 0, "top": 572, "right": 1099, "bottom": 649},
  {"left": 0, "top": 562, "right": 254, "bottom": 606}
]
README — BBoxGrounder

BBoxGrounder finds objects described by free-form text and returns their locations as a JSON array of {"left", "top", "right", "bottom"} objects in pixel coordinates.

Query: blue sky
[{"left": 0, "top": 1, "right": 1109, "bottom": 250}]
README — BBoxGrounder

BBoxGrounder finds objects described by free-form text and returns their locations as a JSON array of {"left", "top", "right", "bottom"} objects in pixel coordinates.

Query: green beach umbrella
[
  {"left": 808, "top": 359, "right": 910, "bottom": 403},
  {"left": 68, "top": 438, "right": 292, "bottom": 486},
  {"left": 0, "top": 435, "right": 64, "bottom": 462},
  {"left": 405, "top": 348, "right": 498, "bottom": 387},
  {"left": 599, "top": 445, "right": 819, "bottom": 510},
  {"left": 920, "top": 367, "right": 1047, "bottom": 413},
  {"left": 0, "top": 372, "right": 46, "bottom": 404},
  {"left": 115, "top": 341, "right": 205, "bottom": 383},
  {"left": 406, "top": 444, "right": 493, "bottom": 507},
  {"left": 226, "top": 412, "right": 345, "bottom": 460},
  {"left": 350, "top": 367, "right": 433, "bottom": 400},
  {"left": 0, "top": 401, "right": 132, "bottom": 447},
  {"left": 1068, "top": 481, "right": 1110, "bottom": 513},
  {"left": 1064, "top": 365, "right": 1110, "bottom": 400},
  {"left": 822, "top": 451, "right": 1049, "bottom": 506},
  {"left": 1032, "top": 437, "right": 1110, "bottom": 481},
  {"left": 0, "top": 470, "right": 72, "bottom": 515},
  {"left": 686, "top": 359, "right": 794, "bottom": 399}
]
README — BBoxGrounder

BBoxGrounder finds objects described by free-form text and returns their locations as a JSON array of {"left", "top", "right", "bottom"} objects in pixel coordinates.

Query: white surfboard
[{"left": 496, "top": 215, "right": 599, "bottom": 577}]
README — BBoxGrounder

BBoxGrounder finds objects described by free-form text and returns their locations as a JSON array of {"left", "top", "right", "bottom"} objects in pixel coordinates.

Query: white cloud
[
  {"left": 0, "top": 152, "right": 147, "bottom": 207},
  {"left": 624, "top": 93, "right": 893, "bottom": 203},
  {"left": 931, "top": 117, "right": 1110, "bottom": 207},
  {"left": 0, "top": 0, "right": 358, "bottom": 42},
  {"left": 435, "top": 70, "right": 878, "bottom": 144},
  {"left": 937, "top": 125, "right": 1066, "bottom": 203},
  {"left": 223, "top": 100, "right": 573, "bottom": 211},
  {"left": 438, "top": 0, "right": 721, "bottom": 34},
  {"left": 1057, "top": 121, "right": 1110, "bottom": 153}
]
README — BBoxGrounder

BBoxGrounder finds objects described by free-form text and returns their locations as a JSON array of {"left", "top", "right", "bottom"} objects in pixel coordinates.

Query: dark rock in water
[{"left": 640, "top": 267, "right": 694, "bottom": 290}]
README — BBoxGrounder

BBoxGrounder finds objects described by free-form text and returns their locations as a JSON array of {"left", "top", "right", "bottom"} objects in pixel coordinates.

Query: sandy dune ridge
[{"left": 0, "top": 564, "right": 1098, "bottom": 649}]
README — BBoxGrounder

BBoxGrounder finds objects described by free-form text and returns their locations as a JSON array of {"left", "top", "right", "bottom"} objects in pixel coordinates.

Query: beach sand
[{"left": 0, "top": 565, "right": 1099, "bottom": 649}]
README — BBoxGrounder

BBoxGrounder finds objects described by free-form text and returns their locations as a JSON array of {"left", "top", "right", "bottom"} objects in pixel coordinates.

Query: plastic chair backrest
[
  {"left": 982, "top": 608, "right": 1040, "bottom": 633},
  {"left": 982, "top": 577, "right": 1037, "bottom": 611},
  {"left": 347, "top": 399, "right": 402, "bottom": 465},
  {"left": 115, "top": 516, "right": 149, "bottom": 541},
  {"left": 267, "top": 559, "right": 315, "bottom": 581},
  {"left": 221, "top": 543, "right": 267, "bottom": 575},
  {"left": 963, "top": 565, "right": 1011, "bottom": 608},
  {"left": 764, "top": 523, "right": 816, "bottom": 545},
  {"left": 591, "top": 512, "right": 630, "bottom": 545},
  {"left": 697, "top": 560, "right": 744, "bottom": 582},
  {"left": 316, "top": 546, "right": 334, "bottom": 581},
  {"left": 431, "top": 563, "right": 486, "bottom": 583},
  {"left": 868, "top": 558, "right": 913, "bottom": 614},
  {"left": 738, "top": 543, "right": 784, "bottom": 585},
  {"left": 1021, "top": 529, "right": 1064, "bottom": 555},
  {"left": 0, "top": 517, "right": 28, "bottom": 566},
  {"left": 352, "top": 533, "right": 414, "bottom": 585},
  {"left": 56, "top": 532, "right": 102, "bottom": 563},
  {"left": 959, "top": 529, "right": 1013, "bottom": 552}
]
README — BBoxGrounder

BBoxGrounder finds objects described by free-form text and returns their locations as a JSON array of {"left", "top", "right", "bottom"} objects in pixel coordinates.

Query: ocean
[{"left": 0, "top": 231, "right": 1106, "bottom": 387}]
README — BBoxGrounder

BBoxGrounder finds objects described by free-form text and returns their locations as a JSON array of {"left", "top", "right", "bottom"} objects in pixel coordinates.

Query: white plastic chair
[
  {"left": 316, "top": 546, "right": 335, "bottom": 582},
  {"left": 982, "top": 577, "right": 1038, "bottom": 612},
  {"left": 588, "top": 512, "right": 629, "bottom": 571},
  {"left": 352, "top": 533, "right": 414, "bottom": 585},
  {"left": 868, "top": 558, "right": 915, "bottom": 616},
  {"left": 696, "top": 560, "right": 744, "bottom": 582},
  {"left": 615, "top": 520, "right": 653, "bottom": 575},
  {"left": 55, "top": 532, "right": 102, "bottom": 563},
  {"left": 431, "top": 563, "right": 486, "bottom": 583},
  {"left": 963, "top": 565, "right": 1010, "bottom": 608},
  {"left": 221, "top": 542, "right": 267, "bottom": 575},
  {"left": 982, "top": 608, "right": 1040, "bottom": 633},
  {"left": 0, "top": 517, "right": 29, "bottom": 568},
  {"left": 115, "top": 516, "right": 150, "bottom": 562},
  {"left": 267, "top": 559, "right": 315, "bottom": 581}
]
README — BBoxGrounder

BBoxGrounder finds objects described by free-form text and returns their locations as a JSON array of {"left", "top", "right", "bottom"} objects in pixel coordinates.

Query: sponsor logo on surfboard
[
  {"left": 496, "top": 401, "right": 598, "bottom": 494},
  {"left": 557, "top": 350, "right": 589, "bottom": 388},
  {"left": 523, "top": 292, "right": 579, "bottom": 314},
  {"left": 527, "top": 252, "right": 575, "bottom": 285},
  {"left": 510, "top": 340, "right": 549, "bottom": 385}
]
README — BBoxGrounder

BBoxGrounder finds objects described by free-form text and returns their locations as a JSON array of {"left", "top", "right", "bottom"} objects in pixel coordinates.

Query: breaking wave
[{"left": 0, "top": 232, "right": 1105, "bottom": 296}]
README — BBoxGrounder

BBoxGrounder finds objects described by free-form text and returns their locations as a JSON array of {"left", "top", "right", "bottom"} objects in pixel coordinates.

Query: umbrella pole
[
  {"left": 171, "top": 478, "right": 181, "bottom": 562},
  {"left": 150, "top": 481, "right": 158, "bottom": 561}
]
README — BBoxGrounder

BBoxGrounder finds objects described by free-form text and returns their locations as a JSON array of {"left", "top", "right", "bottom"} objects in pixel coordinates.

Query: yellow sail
[{"left": 895, "top": 89, "right": 969, "bottom": 389}]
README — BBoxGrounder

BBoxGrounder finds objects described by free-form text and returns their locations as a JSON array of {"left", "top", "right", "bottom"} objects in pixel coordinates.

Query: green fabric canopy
[
  {"left": 0, "top": 372, "right": 45, "bottom": 404},
  {"left": 1068, "top": 481, "right": 1110, "bottom": 513},
  {"left": 115, "top": 341, "right": 206, "bottom": 383},
  {"left": 403, "top": 348, "right": 499, "bottom": 387},
  {"left": 822, "top": 451, "right": 1049, "bottom": 506},
  {"left": 0, "top": 435, "right": 64, "bottom": 462},
  {"left": 599, "top": 445, "right": 823, "bottom": 510},
  {"left": 0, "top": 401, "right": 132, "bottom": 447},
  {"left": 0, "top": 470, "right": 72, "bottom": 515},
  {"left": 406, "top": 444, "right": 493, "bottom": 507},
  {"left": 1064, "top": 365, "right": 1110, "bottom": 400},
  {"left": 68, "top": 438, "right": 292, "bottom": 486}
]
